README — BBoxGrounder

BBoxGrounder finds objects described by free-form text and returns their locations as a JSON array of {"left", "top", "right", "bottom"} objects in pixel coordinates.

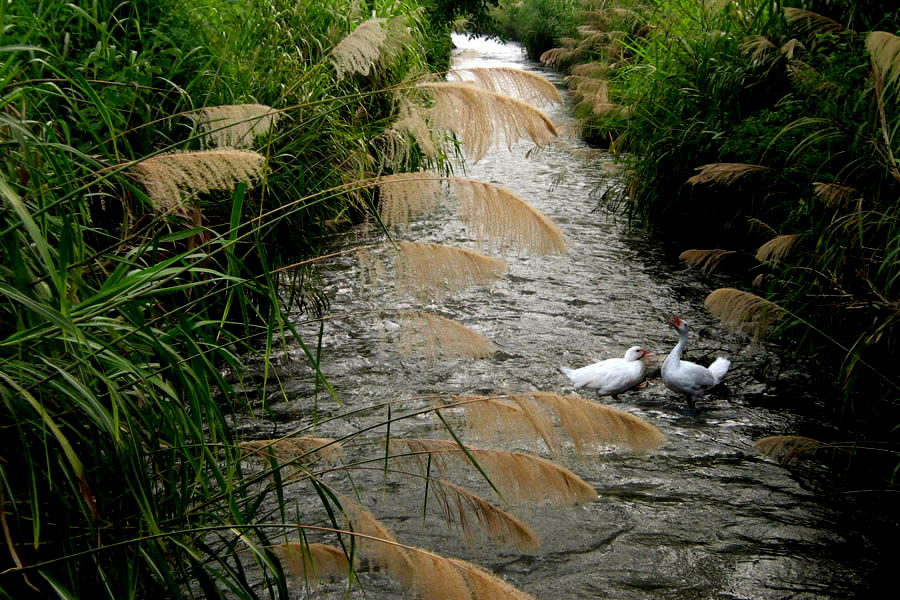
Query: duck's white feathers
[{"left": 560, "top": 347, "right": 648, "bottom": 396}]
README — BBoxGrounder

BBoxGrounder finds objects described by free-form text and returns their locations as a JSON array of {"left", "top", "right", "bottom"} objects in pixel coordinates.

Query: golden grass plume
[
  {"left": 569, "top": 63, "right": 609, "bottom": 78},
  {"left": 687, "top": 162, "right": 768, "bottom": 186},
  {"left": 448, "top": 67, "right": 562, "bottom": 106},
  {"left": 416, "top": 82, "right": 558, "bottom": 162},
  {"left": 274, "top": 542, "right": 353, "bottom": 583},
  {"left": 755, "top": 234, "right": 798, "bottom": 263},
  {"left": 393, "top": 437, "right": 597, "bottom": 506},
  {"left": 377, "top": 171, "right": 445, "bottom": 228},
  {"left": 867, "top": 31, "right": 900, "bottom": 89},
  {"left": 239, "top": 437, "right": 343, "bottom": 463},
  {"left": 330, "top": 18, "right": 388, "bottom": 80},
  {"left": 458, "top": 393, "right": 666, "bottom": 455},
  {"left": 378, "top": 172, "right": 569, "bottom": 255},
  {"left": 432, "top": 479, "right": 541, "bottom": 552},
  {"left": 704, "top": 287, "right": 786, "bottom": 341},
  {"left": 753, "top": 435, "right": 822, "bottom": 465},
  {"left": 679, "top": 249, "right": 736, "bottom": 274},
  {"left": 357, "top": 242, "right": 507, "bottom": 301},
  {"left": 130, "top": 150, "right": 266, "bottom": 212},
  {"left": 539, "top": 46, "right": 584, "bottom": 69},
  {"left": 784, "top": 7, "right": 846, "bottom": 37},
  {"left": 812, "top": 182, "right": 857, "bottom": 205},
  {"left": 340, "top": 496, "right": 537, "bottom": 600},
  {"left": 189, "top": 104, "right": 280, "bottom": 148},
  {"left": 740, "top": 35, "right": 776, "bottom": 62},
  {"left": 391, "top": 312, "right": 497, "bottom": 360}
]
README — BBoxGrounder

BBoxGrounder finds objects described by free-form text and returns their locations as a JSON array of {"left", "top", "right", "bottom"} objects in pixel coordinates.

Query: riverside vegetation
[
  {"left": 492, "top": 0, "right": 900, "bottom": 489},
  {"left": 0, "top": 0, "right": 674, "bottom": 598}
]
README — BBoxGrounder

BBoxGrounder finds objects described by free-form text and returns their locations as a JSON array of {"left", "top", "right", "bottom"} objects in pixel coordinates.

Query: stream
[{"left": 238, "top": 35, "right": 885, "bottom": 599}]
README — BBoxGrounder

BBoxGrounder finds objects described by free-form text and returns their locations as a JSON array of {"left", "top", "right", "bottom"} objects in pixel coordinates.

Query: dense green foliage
[
  {"left": 501, "top": 0, "right": 900, "bottom": 483},
  {"left": 0, "top": 0, "right": 473, "bottom": 596}
]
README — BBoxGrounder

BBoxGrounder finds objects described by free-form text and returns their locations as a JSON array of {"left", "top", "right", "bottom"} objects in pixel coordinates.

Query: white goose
[
  {"left": 661, "top": 314, "right": 730, "bottom": 408},
  {"left": 560, "top": 346, "right": 652, "bottom": 398}
]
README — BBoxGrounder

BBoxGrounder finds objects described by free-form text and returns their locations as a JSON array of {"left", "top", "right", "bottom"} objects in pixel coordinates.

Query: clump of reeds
[{"left": 129, "top": 149, "right": 266, "bottom": 212}]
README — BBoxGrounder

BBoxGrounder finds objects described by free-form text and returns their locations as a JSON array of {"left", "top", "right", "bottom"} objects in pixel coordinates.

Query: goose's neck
[{"left": 668, "top": 329, "right": 689, "bottom": 364}]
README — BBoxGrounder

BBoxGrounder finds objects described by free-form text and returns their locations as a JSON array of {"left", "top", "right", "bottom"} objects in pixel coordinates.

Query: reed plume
[
  {"left": 377, "top": 173, "right": 567, "bottom": 254},
  {"left": 755, "top": 234, "right": 798, "bottom": 263},
  {"left": 393, "top": 438, "right": 597, "bottom": 506},
  {"left": 461, "top": 392, "right": 666, "bottom": 455},
  {"left": 704, "top": 288, "right": 786, "bottom": 341},
  {"left": 330, "top": 17, "right": 388, "bottom": 80},
  {"left": 784, "top": 7, "right": 846, "bottom": 38},
  {"left": 386, "top": 98, "right": 438, "bottom": 161},
  {"left": 431, "top": 479, "right": 541, "bottom": 552},
  {"left": 867, "top": 31, "right": 900, "bottom": 90},
  {"left": 189, "top": 104, "right": 280, "bottom": 148},
  {"left": 448, "top": 67, "right": 562, "bottom": 106},
  {"left": 340, "top": 496, "right": 537, "bottom": 599},
  {"left": 679, "top": 249, "right": 736, "bottom": 274},
  {"left": 392, "top": 312, "right": 496, "bottom": 360},
  {"left": 416, "top": 82, "right": 558, "bottom": 162},
  {"left": 740, "top": 35, "right": 777, "bottom": 62},
  {"left": 377, "top": 171, "right": 445, "bottom": 228},
  {"left": 569, "top": 63, "right": 609, "bottom": 78},
  {"left": 239, "top": 437, "right": 342, "bottom": 463},
  {"left": 812, "top": 182, "right": 857, "bottom": 204},
  {"left": 129, "top": 150, "right": 266, "bottom": 212},
  {"left": 687, "top": 162, "right": 768, "bottom": 186},
  {"left": 459, "top": 395, "right": 559, "bottom": 456},
  {"left": 358, "top": 242, "right": 507, "bottom": 301},
  {"left": 753, "top": 435, "right": 822, "bottom": 465},
  {"left": 274, "top": 542, "right": 353, "bottom": 583}
]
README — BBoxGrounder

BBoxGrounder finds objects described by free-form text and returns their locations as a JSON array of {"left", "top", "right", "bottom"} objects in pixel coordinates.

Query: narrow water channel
[{"left": 243, "top": 35, "right": 884, "bottom": 599}]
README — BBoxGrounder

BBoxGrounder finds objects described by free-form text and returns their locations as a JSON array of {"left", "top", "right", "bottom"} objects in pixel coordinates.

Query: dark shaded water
[{"left": 238, "top": 35, "right": 885, "bottom": 599}]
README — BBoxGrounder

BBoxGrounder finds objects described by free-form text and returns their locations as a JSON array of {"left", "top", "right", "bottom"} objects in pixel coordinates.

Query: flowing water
[{"left": 239, "top": 35, "right": 887, "bottom": 599}]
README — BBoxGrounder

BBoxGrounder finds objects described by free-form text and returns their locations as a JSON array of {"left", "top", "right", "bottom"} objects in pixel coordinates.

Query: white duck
[
  {"left": 560, "top": 346, "right": 652, "bottom": 398},
  {"left": 661, "top": 314, "right": 730, "bottom": 408}
]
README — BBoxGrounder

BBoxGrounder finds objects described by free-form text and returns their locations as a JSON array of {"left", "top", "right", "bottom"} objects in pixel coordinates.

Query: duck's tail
[
  {"left": 559, "top": 366, "right": 583, "bottom": 388},
  {"left": 708, "top": 357, "right": 731, "bottom": 385}
]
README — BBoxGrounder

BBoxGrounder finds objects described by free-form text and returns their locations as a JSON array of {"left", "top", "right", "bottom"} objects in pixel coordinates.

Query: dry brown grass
[
  {"left": 867, "top": 31, "right": 900, "bottom": 89},
  {"left": 812, "top": 182, "right": 857, "bottom": 205},
  {"left": 239, "top": 437, "right": 343, "bottom": 464}
]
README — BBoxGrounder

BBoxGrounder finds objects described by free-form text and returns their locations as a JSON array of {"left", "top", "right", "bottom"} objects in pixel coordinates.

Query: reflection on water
[{"left": 242, "top": 34, "right": 882, "bottom": 599}]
